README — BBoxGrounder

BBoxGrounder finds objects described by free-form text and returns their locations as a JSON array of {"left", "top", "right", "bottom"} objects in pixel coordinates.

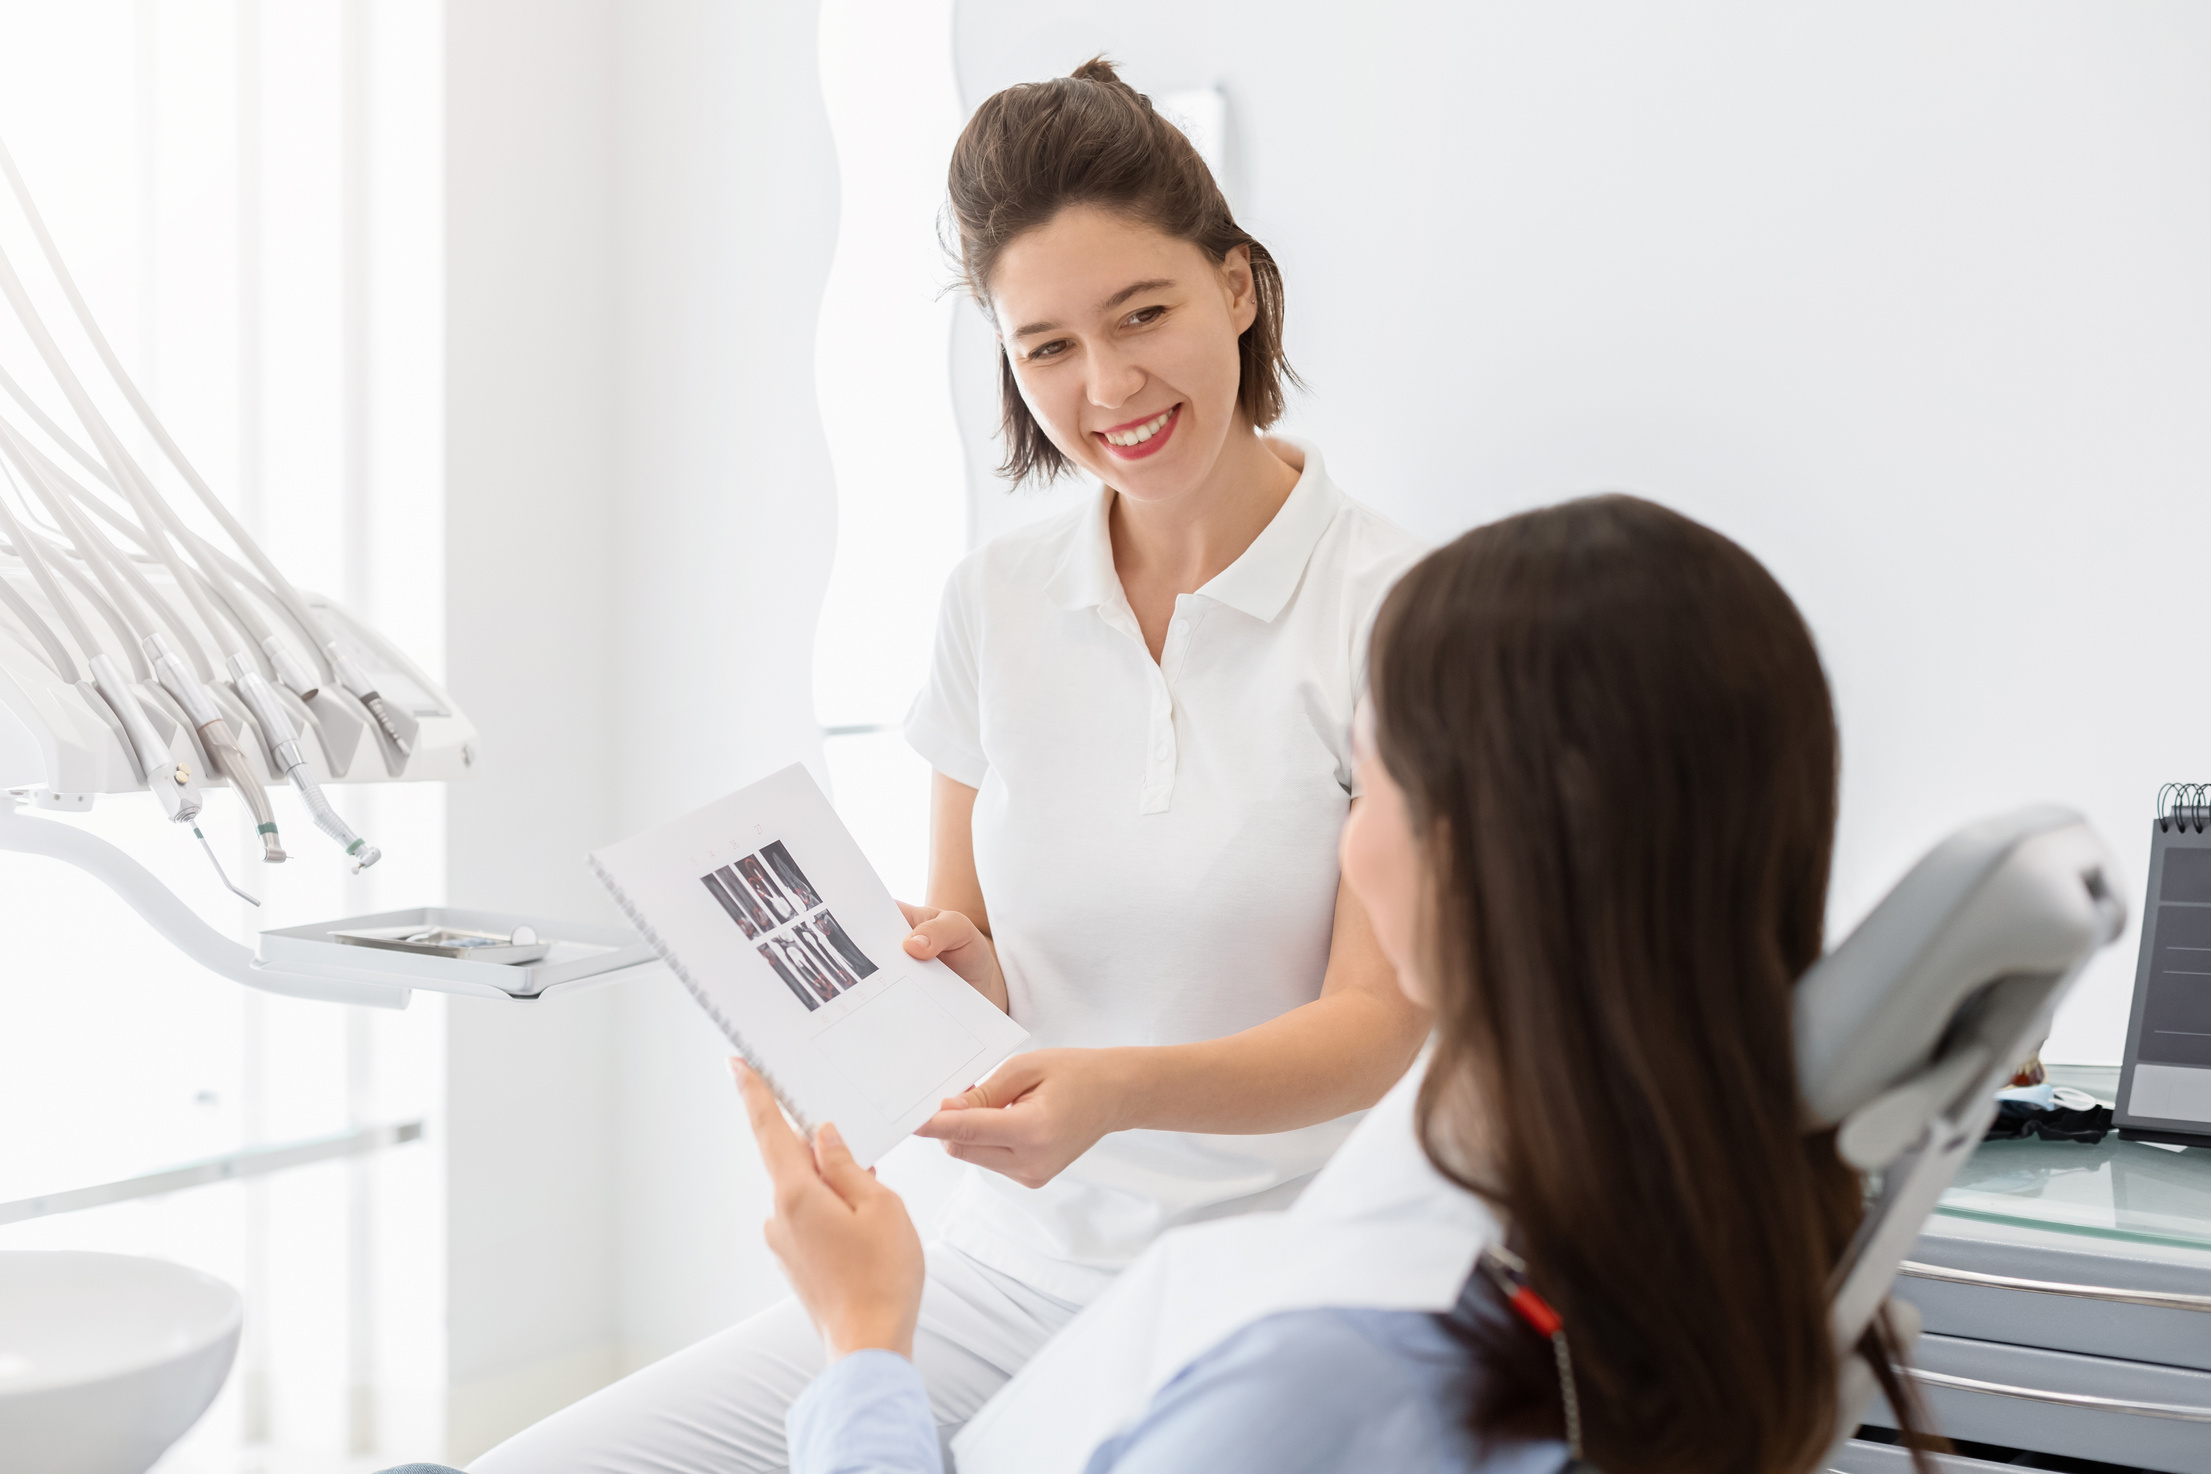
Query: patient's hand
[
  {"left": 898, "top": 901, "right": 1008, "bottom": 1012},
  {"left": 734, "top": 1061, "right": 924, "bottom": 1360},
  {"left": 914, "top": 1048, "right": 1130, "bottom": 1189}
]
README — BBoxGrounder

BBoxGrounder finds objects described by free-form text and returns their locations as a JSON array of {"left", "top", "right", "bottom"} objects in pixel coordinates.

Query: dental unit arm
[
  {"left": 0, "top": 135, "right": 632, "bottom": 1007},
  {"left": 1795, "top": 806, "right": 2127, "bottom": 1460}
]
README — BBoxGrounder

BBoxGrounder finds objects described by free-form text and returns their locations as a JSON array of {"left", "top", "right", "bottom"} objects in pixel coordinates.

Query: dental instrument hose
[
  {"left": 25, "top": 444, "right": 384, "bottom": 866},
  {"left": 12, "top": 422, "right": 380, "bottom": 868},
  {"left": 44, "top": 458, "right": 327, "bottom": 704},
  {"left": 0, "top": 240, "right": 287, "bottom": 861},
  {"left": 0, "top": 519, "right": 249, "bottom": 902},
  {"left": 0, "top": 136, "right": 409, "bottom": 884},
  {"left": 0, "top": 468, "right": 203, "bottom": 826},
  {"left": 0, "top": 138, "right": 410, "bottom": 755},
  {"left": 26, "top": 522, "right": 155, "bottom": 677},
  {"left": 0, "top": 415, "right": 284, "bottom": 860},
  {"left": 0, "top": 565, "right": 77, "bottom": 680}
]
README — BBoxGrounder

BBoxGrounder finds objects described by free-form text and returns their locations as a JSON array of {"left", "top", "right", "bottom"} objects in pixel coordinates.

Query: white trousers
[{"left": 467, "top": 1241, "right": 1088, "bottom": 1474}]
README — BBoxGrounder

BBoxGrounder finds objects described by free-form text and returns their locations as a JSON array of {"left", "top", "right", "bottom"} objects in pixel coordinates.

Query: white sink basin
[{"left": 0, "top": 1251, "right": 242, "bottom": 1474}]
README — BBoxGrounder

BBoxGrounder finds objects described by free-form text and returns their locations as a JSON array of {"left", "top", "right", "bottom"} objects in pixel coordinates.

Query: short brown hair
[{"left": 946, "top": 57, "right": 1298, "bottom": 484}]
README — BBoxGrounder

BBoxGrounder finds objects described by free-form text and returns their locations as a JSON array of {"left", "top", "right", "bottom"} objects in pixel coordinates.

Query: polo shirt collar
[
  {"left": 1044, "top": 485, "right": 1122, "bottom": 612},
  {"left": 1198, "top": 437, "right": 1344, "bottom": 622},
  {"left": 1042, "top": 437, "right": 1346, "bottom": 623}
]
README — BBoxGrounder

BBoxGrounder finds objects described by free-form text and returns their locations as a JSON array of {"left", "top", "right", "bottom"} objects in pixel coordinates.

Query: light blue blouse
[{"left": 785, "top": 1292, "right": 1570, "bottom": 1474}]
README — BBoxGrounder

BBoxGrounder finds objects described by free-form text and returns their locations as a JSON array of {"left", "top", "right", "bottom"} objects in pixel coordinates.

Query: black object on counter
[{"left": 1984, "top": 1096, "right": 2114, "bottom": 1145}]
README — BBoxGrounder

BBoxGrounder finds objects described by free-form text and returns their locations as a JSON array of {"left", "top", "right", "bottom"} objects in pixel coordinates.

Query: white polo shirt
[{"left": 905, "top": 438, "right": 1426, "bottom": 1303}]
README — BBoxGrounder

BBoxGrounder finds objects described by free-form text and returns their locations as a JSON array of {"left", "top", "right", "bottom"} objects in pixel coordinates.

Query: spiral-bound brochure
[{"left": 589, "top": 763, "right": 1029, "bottom": 1166}]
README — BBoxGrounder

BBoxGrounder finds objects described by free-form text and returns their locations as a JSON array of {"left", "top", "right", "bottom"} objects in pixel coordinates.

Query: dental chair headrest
[
  {"left": 1800, "top": 806, "right": 2126, "bottom": 1433},
  {"left": 1794, "top": 806, "right": 2125, "bottom": 1157}
]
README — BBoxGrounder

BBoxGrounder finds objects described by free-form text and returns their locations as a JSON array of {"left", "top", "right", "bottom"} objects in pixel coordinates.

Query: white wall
[
  {"left": 606, "top": 0, "right": 839, "bottom": 1373},
  {"left": 443, "top": 0, "right": 838, "bottom": 1455},
  {"left": 954, "top": 0, "right": 2211, "bottom": 1064},
  {"left": 444, "top": 0, "right": 624, "bottom": 1454}
]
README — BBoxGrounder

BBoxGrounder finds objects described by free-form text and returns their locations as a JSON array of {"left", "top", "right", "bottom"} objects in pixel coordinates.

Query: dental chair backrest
[{"left": 1792, "top": 806, "right": 2126, "bottom": 1441}]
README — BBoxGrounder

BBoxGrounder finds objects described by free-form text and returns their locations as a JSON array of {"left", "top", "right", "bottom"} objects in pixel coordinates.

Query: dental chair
[
  {"left": 1797, "top": 805, "right": 2126, "bottom": 1467},
  {"left": 370, "top": 808, "right": 2129, "bottom": 1474}
]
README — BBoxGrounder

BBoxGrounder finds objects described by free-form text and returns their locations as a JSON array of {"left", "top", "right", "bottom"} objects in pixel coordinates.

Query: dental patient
[{"left": 728, "top": 495, "right": 1937, "bottom": 1474}]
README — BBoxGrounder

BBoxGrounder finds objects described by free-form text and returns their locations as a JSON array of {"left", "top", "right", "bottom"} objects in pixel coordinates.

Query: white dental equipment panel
[{"left": 0, "top": 566, "right": 476, "bottom": 801}]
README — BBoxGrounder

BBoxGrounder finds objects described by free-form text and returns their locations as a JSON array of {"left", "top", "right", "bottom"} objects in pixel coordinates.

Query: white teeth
[{"left": 1105, "top": 408, "right": 1174, "bottom": 447}]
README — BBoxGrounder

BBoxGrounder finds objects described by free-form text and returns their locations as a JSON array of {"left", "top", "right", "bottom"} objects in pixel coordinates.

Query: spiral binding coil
[{"left": 2157, "top": 784, "right": 2210, "bottom": 834}]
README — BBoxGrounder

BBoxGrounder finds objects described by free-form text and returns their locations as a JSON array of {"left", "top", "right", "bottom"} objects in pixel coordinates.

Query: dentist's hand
[
  {"left": 913, "top": 1049, "right": 1132, "bottom": 1189},
  {"left": 898, "top": 901, "right": 1009, "bottom": 1012},
  {"left": 734, "top": 1061, "right": 924, "bottom": 1360}
]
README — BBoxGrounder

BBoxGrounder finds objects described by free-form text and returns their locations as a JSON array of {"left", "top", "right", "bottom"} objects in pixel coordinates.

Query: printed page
[{"left": 590, "top": 763, "right": 1028, "bottom": 1165}]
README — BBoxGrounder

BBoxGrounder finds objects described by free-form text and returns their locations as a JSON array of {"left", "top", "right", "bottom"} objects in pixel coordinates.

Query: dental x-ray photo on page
[{"left": 589, "top": 764, "right": 1029, "bottom": 1167}]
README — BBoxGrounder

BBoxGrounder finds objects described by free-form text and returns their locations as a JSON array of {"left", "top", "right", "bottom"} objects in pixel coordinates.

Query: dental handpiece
[
  {"left": 226, "top": 654, "right": 381, "bottom": 871},
  {"left": 261, "top": 634, "right": 321, "bottom": 701},
  {"left": 146, "top": 631, "right": 286, "bottom": 862},
  {"left": 89, "top": 653, "right": 256, "bottom": 904},
  {"left": 86, "top": 651, "right": 202, "bottom": 824},
  {"left": 86, "top": 638, "right": 261, "bottom": 902},
  {"left": 327, "top": 643, "right": 412, "bottom": 755}
]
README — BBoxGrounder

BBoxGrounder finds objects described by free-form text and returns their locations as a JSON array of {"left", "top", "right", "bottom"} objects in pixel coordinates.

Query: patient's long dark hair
[{"left": 1369, "top": 496, "right": 1932, "bottom": 1474}]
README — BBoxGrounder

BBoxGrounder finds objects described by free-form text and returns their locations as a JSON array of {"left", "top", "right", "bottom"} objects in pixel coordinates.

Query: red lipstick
[{"left": 1094, "top": 403, "right": 1181, "bottom": 461}]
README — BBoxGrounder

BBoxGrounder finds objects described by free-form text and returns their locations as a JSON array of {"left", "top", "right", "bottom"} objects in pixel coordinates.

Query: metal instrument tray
[
  {"left": 258, "top": 906, "right": 657, "bottom": 1000},
  {"left": 330, "top": 924, "right": 552, "bottom": 964}
]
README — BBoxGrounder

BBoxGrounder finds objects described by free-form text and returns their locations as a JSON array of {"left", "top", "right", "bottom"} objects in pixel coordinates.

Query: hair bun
[{"left": 1069, "top": 55, "right": 1131, "bottom": 89}]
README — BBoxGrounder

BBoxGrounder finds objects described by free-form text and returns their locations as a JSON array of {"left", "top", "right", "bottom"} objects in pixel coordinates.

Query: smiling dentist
[{"left": 468, "top": 58, "right": 1428, "bottom": 1474}]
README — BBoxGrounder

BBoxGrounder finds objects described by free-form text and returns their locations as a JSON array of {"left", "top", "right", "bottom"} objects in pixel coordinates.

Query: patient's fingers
[
  {"left": 732, "top": 1061, "right": 815, "bottom": 1185},
  {"left": 763, "top": 1212, "right": 795, "bottom": 1265},
  {"left": 811, "top": 1123, "right": 880, "bottom": 1206}
]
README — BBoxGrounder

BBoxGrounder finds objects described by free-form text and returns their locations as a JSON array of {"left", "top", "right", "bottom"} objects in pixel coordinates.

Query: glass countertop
[{"left": 1931, "top": 1065, "right": 2211, "bottom": 1252}]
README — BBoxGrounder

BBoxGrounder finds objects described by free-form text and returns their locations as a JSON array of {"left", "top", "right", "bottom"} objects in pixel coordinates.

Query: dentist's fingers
[
  {"left": 902, "top": 908, "right": 981, "bottom": 960},
  {"left": 916, "top": 1099, "right": 1040, "bottom": 1148},
  {"left": 939, "top": 1057, "right": 1043, "bottom": 1113},
  {"left": 732, "top": 1061, "right": 817, "bottom": 1187}
]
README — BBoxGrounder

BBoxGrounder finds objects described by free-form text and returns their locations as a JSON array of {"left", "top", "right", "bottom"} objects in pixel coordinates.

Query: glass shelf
[{"left": 1931, "top": 1064, "right": 2211, "bottom": 1252}]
